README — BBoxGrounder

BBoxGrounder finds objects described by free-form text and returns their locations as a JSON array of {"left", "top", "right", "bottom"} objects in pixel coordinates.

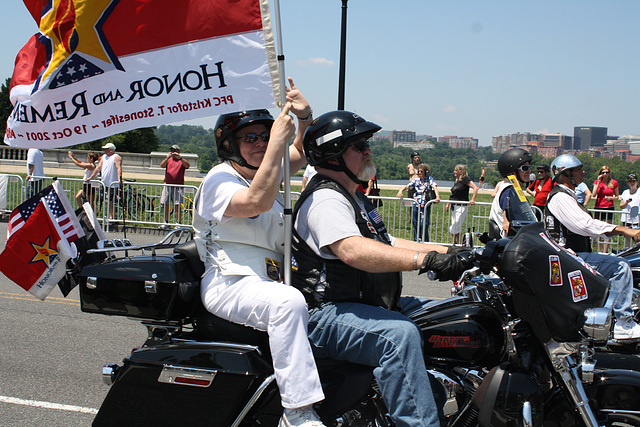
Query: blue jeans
[
  {"left": 308, "top": 297, "right": 440, "bottom": 427},
  {"left": 577, "top": 252, "right": 634, "bottom": 320},
  {"left": 412, "top": 205, "right": 430, "bottom": 242}
]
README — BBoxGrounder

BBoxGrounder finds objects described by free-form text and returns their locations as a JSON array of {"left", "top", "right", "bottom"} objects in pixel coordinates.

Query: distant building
[
  {"left": 391, "top": 130, "right": 416, "bottom": 147},
  {"left": 574, "top": 126, "right": 607, "bottom": 150},
  {"left": 439, "top": 135, "right": 479, "bottom": 149},
  {"left": 492, "top": 132, "right": 541, "bottom": 153}
]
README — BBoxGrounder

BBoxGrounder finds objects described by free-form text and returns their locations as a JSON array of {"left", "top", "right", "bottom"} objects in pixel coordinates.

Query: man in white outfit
[
  {"left": 26, "top": 148, "right": 44, "bottom": 198},
  {"left": 86, "top": 142, "right": 122, "bottom": 221}
]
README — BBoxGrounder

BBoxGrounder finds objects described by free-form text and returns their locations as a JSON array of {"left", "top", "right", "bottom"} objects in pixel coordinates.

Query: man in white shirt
[
  {"left": 86, "top": 142, "right": 122, "bottom": 221},
  {"left": 26, "top": 148, "right": 44, "bottom": 198},
  {"left": 545, "top": 154, "right": 640, "bottom": 340}
]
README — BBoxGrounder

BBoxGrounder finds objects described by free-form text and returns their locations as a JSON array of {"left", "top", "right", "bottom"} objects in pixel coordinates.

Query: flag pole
[{"left": 272, "top": 0, "right": 292, "bottom": 286}]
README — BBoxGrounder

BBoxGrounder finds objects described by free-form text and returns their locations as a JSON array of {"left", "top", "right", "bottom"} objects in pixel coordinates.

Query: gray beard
[{"left": 357, "top": 159, "right": 377, "bottom": 182}]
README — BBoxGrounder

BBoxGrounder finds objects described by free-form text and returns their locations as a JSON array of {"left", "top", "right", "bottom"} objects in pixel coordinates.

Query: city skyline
[{"left": 1, "top": 1, "right": 638, "bottom": 147}]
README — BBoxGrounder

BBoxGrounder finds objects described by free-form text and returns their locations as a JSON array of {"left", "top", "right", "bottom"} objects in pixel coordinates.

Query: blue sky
[{"left": 2, "top": 0, "right": 638, "bottom": 146}]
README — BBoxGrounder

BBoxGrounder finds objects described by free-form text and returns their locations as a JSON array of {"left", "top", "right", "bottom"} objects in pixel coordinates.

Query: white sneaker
[
  {"left": 613, "top": 319, "right": 640, "bottom": 340},
  {"left": 279, "top": 405, "right": 325, "bottom": 427}
]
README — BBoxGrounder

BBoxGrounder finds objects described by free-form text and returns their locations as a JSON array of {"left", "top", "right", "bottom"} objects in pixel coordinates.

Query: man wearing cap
[
  {"left": 86, "top": 142, "right": 122, "bottom": 221},
  {"left": 160, "top": 145, "right": 190, "bottom": 228}
]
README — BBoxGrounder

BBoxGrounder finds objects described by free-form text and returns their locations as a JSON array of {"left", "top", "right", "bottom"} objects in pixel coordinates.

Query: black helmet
[
  {"left": 497, "top": 148, "right": 532, "bottom": 178},
  {"left": 411, "top": 151, "right": 420, "bottom": 159},
  {"left": 214, "top": 109, "right": 274, "bottom": 169},
  {"left": 303, "top": 110, "right": 381, "bottom": 167},
  {"left": 537, "top": 164, "right": 550, "bottom": 172}
]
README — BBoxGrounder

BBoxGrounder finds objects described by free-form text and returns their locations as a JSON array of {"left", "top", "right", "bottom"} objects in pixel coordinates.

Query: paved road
[{"left": 0, "top": 221, "right": 638, "bottom": 426}]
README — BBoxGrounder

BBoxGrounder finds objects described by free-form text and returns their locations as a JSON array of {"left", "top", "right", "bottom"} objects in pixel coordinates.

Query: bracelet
[
  {"left": 413, "top": 251, "right": 421, "bottom": 270},
  {"left": 298, "top": 107, "right": 313, "bottom": 122}
]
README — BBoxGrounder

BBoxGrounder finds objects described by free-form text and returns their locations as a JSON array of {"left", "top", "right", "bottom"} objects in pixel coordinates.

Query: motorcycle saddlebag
[
  {"left": 93, "top": 342, "right": 278, "bottom": 427},
  {"left": 78, "top": 254, "right": 199, "bottom": 321},
  {"left": 499, "top": 222, "right": 609, "bottom": 342}
]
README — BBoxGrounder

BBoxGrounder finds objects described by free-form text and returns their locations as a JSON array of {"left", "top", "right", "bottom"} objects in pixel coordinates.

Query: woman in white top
[
  {"left": 620, "top": 173, "right": 640, "bottom": 247},
  {"left": 68, "top": 151, "right": 99, "bottom": 208}
]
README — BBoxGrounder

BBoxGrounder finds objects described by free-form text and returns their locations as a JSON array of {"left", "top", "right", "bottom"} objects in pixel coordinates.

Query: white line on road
[{"left": 0, "top": 395, "right": 98, "bottom": 415}]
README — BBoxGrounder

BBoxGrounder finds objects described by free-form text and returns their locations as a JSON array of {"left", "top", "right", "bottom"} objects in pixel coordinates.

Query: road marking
[
  {"left": 0, "top": 292, "right": 80, "bottom": 306},
  {"left": 0, "top": 395, "right": 98, "bottom": 414}
]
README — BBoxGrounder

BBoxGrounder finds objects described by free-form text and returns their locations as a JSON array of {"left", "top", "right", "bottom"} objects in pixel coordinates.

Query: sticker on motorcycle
[
  {"left": 568, "top": 270, "right": 588, "bottom": 302},
  {"left": 265, "top": 258, "right": 281, "bottom": 281},
  {"left": 549, "top": 255, "right": 562, "bottom": 286}
]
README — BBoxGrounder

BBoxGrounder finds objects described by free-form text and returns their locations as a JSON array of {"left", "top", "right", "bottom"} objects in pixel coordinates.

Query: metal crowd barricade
[
  {"left": 0, "top": 174, "right": 25, "bottom": 215},
  {"left": 103, "top": 181, "right": 199, "bottom": 230}
]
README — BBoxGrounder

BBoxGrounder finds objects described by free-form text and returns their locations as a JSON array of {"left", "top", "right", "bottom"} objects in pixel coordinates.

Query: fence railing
[{"left": 0, "top": 173, "right": 632, "bottom": 252}]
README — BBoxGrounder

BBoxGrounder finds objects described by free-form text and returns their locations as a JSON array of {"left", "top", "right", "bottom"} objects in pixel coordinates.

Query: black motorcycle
[{"left": 73, "top": 223, "right": 640, "bottom": 426}]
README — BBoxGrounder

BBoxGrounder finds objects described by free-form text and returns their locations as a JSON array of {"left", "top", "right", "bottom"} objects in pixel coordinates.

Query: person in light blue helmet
[{"left": 545, "top": 154, "right": 640, "bottom": 341}]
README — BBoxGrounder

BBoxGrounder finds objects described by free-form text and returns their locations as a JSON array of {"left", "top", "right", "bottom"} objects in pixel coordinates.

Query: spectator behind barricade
[
  {"left": 526, "top": 164, "right": 553, "bottom": 220},
  {"left": 445, "top": 164, "right": 478, "bottom": 245},
  {"left": 396, "top": 163, "right": 439, "bottom": 242},
  {"left": 26, "top": 148, "right": 44, "bottom": 198},
  {"left": 478, "top": 166, "right": 486, "bottom": 189},
  {"left": 406, "top": 151, "right": 421, "bottom": 198},
  {"left": 300, "top": 163, "right": 317, "bottom": 191},
  {"left": 593, "top": 165, "right": 619, "bottom": 252},
  {"left": 86, "top": 142, "right": 123, "bottom": 222},
  {"left": 575, "top": 181, "right": 592, "bottom": 206},
  {"left": 620, "top": 173, "right": 640, "bottom": 248},
  {"left": 68, "top": 151, "right": 100, "bottom": 208},
  {"left": 159, "top": 144, "right": 190, "bottom": 229}
]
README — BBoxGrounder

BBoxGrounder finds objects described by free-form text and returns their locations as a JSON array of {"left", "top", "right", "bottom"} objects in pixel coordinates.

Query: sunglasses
[
  {"left": 350, "top": 140, "right": 370, "bottom": 153},
  {"left": 517, "top": 164, "right": 531, "bottom": 172},
  {"left": 239, "top": 132, "right": 270, "bottom": 143},
  {"left": 601, "top": 171, "right": 610, "bottom": 174}
]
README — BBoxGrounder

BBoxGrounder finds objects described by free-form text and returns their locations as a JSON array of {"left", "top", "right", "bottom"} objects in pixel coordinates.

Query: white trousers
[
  {"left": 449, "top": 203, "right": 469, "bottom": 235},
  {"left": 201, "top": 269, "right": 324, "bottom": 408}
]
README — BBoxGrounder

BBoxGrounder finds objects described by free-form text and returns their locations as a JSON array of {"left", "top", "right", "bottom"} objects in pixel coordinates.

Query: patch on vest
[
  {"left": 265, "top": 258, "right": 281, "bottom": 281},
  {"left": 549, "top": 255, "right": 562, "bottom": 286},
  {"left": 568, "top": 270, "right": 588, "bottom": 302}
]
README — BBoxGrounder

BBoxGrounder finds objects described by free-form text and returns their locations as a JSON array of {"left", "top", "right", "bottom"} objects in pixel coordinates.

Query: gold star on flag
[
  {"left": 30, "top": 236, "right": 58, "bottom": 267},
  {"left": 39, "top": 0, "right": 117, "bottom": 84}
]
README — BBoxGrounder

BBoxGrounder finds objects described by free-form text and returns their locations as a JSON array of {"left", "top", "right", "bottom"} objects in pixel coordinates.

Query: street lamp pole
[{"left": 338, "top": 0, "right": 348, "bottom": 110}]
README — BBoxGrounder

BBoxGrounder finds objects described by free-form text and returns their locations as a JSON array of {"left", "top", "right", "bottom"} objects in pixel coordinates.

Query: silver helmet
[{"left": 550, "top": 154, "right": 582, "bottom": 182}]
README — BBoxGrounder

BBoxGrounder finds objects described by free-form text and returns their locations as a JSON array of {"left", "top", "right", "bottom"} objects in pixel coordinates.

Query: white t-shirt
[
  {"left": 294, "top": 188, "right": 395, "bottom": 259},
  {"left": 620, "top": 188, "right": 640, "bottom": 224},
  {"left": 303, "top": 164, "right": 317, "bottom": 181},
  {"left": 27, "top": 148, "right": 44, "bottom": 179}
]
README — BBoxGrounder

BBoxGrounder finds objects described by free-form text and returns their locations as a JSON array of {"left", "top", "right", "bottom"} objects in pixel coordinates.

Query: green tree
[
  {"left": 70, "top": 127, "right": 159, "bottom": 153},
  {"left": 0, "top": 77, "right": 13, "bottom": 139}
]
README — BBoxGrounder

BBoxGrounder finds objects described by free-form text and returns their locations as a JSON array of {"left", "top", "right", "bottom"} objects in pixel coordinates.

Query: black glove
[
  {"left": 419, "top": 251, "right": 470, "bottom": 281},
  {"left": 446, "top": 246, "right": 471, "bottom": 255}
]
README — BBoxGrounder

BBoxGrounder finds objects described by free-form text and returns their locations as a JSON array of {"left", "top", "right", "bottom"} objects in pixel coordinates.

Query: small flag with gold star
[{"left": 0, "top": 200, "right": 73, "bottom": 300}]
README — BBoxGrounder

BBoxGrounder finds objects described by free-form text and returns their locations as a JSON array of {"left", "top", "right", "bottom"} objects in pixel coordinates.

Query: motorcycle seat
[
  {"left": 173, "top": 240, "right": 205, "bottom": 278},
  {"left": 197, "top": 308, "right": 271, "bottom": 355}
]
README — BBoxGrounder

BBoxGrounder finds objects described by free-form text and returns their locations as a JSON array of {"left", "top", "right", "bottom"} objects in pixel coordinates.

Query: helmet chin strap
[
  {"left": 320, "top": 157, "right": 362, "bottom": 185},
  {"left": 562, "top": 170, "right": 577, "bottom": 187}
]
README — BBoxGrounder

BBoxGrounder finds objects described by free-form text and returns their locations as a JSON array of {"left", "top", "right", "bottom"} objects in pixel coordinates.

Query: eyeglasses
[
  {"left": 517, "top": 164, "right": 531, "bottom": 172},
  {"left": 239, "top": 132, "right": 270, "bottom": 143},
  {"left": 350, "top": 140, "right": 370, "bottom": 153}
]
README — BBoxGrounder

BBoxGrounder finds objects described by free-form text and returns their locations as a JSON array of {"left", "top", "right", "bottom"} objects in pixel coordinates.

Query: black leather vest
[
  {"left": 291, "top": 175, "right": 402, "bottom": 310},
  {"left": 544, "top": 185, "right": 592, "bottom": 253}
]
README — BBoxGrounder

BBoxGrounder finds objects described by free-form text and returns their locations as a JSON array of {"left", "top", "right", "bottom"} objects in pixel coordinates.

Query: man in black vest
[
  {"left": 545, "top": 154, "right": 640, "bottom": 340},
  {"left": 292, "top": 111, "right": 467, "bottom": 427}
]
